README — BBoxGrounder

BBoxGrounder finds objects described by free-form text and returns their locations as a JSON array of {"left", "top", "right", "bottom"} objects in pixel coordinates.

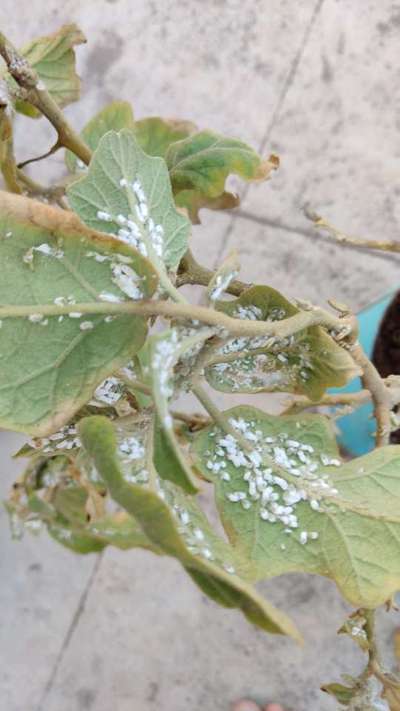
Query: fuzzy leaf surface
[
  {"left": 205, "top": 286, "right": 357, "bottom": 399},
  {"left": 0, "top": 191, "right": 157, "bottom": 435},
  {"left": 66, "top": 101, "right": 135, "bottom": 172},
  {"left": 79, "top": 414, "right": 301, "bottom": 639},
  {"left": 192, "top": 405, "right": 400, "bottom": 607},
  {"left": 67, "top": 129, "right": 191, "bottom": 272},
  {"left": 134, "top": 117, "right": 196, "bottom": 157}
]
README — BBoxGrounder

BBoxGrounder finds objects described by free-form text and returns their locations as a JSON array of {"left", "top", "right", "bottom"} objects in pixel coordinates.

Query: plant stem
[
  {"left": 191, "top": 382, "right": 253, "bottom": 452},
  {"left": 0, "top": 299, "right": 351, "bottom": 339},
  {"left": 305, "top": 206, "right": 400, "bottom": 255},
  {"left": 351, "top": 342, "right": 392, "bottom": 446},
  {"left": 0, "top": 33, "right": 92, "bottom": 166},
  {"left": 177, "top": 249, "right": 250, "bottom": 296}
]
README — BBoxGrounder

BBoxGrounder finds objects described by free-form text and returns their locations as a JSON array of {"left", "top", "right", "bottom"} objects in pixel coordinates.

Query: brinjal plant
[{"left": 1, "top": 24, "right": 400, "bottom": 710}]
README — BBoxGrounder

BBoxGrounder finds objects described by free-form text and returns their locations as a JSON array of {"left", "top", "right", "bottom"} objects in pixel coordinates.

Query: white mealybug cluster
[
  {"left": 24, "top": 242, "right": 64, "bottom": 265},
  {"left": 33, "top": 425, "right": 81, "bottom": 454},
  {"left": 95, "top": 176, "right": 166, "bottom": 260},
  {"left": 209, "top": 270, "right": 239, "bottom": 302},
  {"left": 209, "top": 302, "right": 314, "bottom": 390},
  {"left": 151, "top": 330, "right": 179, "bottom": 399},
  {"left": 110, "top": 263, "right": 143, "bottom": 300},
  {"left": 158, "top": 480, "right": 236, "bottom": 574},
  {"left": 203, "top": 416, "right": 341, "bottom": 547},
  {"left": 93, "top": 377, "right": 123, "bottom": 405}
]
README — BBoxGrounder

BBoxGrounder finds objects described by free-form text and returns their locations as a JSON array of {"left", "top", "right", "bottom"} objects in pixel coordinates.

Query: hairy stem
[
  {"left": 351, "top": 342, "right": 392, "bottom": 447},
  {"left": 0, "top": 299, "right": 351, "bottom": 340},
  {"left": 177, "top": 249, "right": 250, "bottom": 296},
  {"left": 0, "top": 32, "right": 92, "bottom": 165},
  {"left": 192, "top": 382, "right": 252, "bottom": 452},
  {"left": 306, "top": 206, "right": 400, "bottom": 255}
]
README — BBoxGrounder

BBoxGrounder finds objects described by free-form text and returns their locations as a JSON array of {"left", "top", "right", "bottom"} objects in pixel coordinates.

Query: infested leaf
[
  {"left": 65, "top": 101, "right": 135, "bottom": 172},
  {"left": 192, "top": 404, "right": 400, "bottom": 607},
  {"left": 204, "top": 286, "right": 358, "bottom": 400},
  {"left": 67, "top": 129, "right": 191, "bottom": 272},
  {"left": 134, "top": 116, "right": 196, "bottom": 158},
  {"left": 0, "top": 191, "right": 158, "bottom": 436},
  {"left": 338, "top": 611, "right": 370, "bottom": 652},
  {"left": 78, "top": 414, "right": 301, "bottom": 639},
  {"left": 11, "top": 24, "right": 86, "bottom": 117},
  {"left": 148, "top": 328, "right": 215, "bottom": 493}
]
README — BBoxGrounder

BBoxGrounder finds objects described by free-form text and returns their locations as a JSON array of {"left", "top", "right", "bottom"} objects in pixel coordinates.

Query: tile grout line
[
  {"left": 35, "top": 554, "right": 104, "bottom": 711},
  {"left": 234, "top": 208, "right": 400, "bottom": 265},
  {"left": 213, "top": 0, "right": 326, "bottom": 268}
]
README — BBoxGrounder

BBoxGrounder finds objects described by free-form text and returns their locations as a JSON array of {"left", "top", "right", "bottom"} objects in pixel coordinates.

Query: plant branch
[
  {"left": 305, "top": 205, "right": 400, "bottom": 255},
  {"left": 17, "top": 140, "right": 61, "bottom": 169},
  {"left": 191, "top": 381, "right": 253, "bottom": 452},
  {"left": 0, "top": 298, "right": 352, "bottom": 340},
  {"left": 177, "top": 249, "right": 250, "bottom": 296},
  {"left": 351, "top": 342, "right": 392, "bottom": 447},
  {"left": 0, "top": 33, "right": 92, "bottom": 166}
]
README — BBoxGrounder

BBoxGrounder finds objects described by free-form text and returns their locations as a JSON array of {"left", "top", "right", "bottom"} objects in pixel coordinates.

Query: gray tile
[
  {"left": 220, "top": 0, "right": 400, "bottom": 310},
  {"left": 0, "top": 433, "right": 98, "bottom": 711}
]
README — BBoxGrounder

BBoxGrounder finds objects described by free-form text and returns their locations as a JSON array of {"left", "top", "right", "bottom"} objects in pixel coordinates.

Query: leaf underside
[
  {"left": 192, "top": 404, "right": 400, "bottom": 607},
  {"left": 0, "top": 191, "right": 158, "bottom": 435}
]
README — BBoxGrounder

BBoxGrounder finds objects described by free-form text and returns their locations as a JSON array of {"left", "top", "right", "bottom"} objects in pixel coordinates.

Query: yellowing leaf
[
  {"left": 192, "top": 405, "right": 400, "bottom": 607},
  {"left": 14, "top": 24, "right": 86, "bottom": 117},
  {"left": 167, "top": 131, "right": 278, "bottom": 196},
  {"left": 0, "top": 190, "right": 158, "bottom": 435}
]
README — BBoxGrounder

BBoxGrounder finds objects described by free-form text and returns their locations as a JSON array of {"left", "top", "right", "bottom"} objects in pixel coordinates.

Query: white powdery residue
[
  {"left": 85, "top": 251, "right": 111, "bottom": 263},
  {"left": 119, "top": 436, "right": 145, "bottom": 460},
  {"left": 111, "top": 263, "right": 143, "bottom": 300},
  {"left": 97, "top": 210, "right": 112, "bottom": 222},
  {"left": 98, "top": 291, "right": 123, "bottom": 303},
  {"left": 94, "top": 377, "right": 122, "bottom": 405},
  {"left": 151, "top": 330, "right": 179, "bottom": 399},
  {"left": 38, "top": 424, "right": 81, "bottom": 453},
  {"left": 28, "top": 313, "right": 44, "bottom": 323},
  {"left": 34, "top": 242, "right": 64, "bottom": 259},
  {"left": 204, "top": 418, "right": 338, "bottom": 544},
  {"left": 234, "top": 305, "right": 263, "bottom": 321},
  {"left": 209, "top": 270, "right": 239, "bottom": 302}
]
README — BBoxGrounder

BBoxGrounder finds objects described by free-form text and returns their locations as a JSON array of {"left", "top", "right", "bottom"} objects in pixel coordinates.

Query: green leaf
[
  {"left": 192, "top": 404, "right": 400, "bottom": 607},
  {"left": 167, "top": 131, "right": 279, "bottom": 219},
  {"left": 135, "top": 117, "right": 196, "bottom": 157},
  {"left": 204, "top": 286, "right": 358, "bottom": 400},
  {"left": 79, "top": 414, "right": 301, "bottom": 639},
  {"left": 338, "top": 611, "right": 370, "bottom": 652},
  {"left": 14, "top": 24, "right": 86, "bottom": 117},
  {"left": 321, "top": 682, "right": 357, "bottom": 706},
  {"left": 53, "top": 484, "right": 88, "bottom": 526},
  {"left": 65, "top": 101, "right": 135, "bottom": 172},
  {"left": 148, "top": 327, "right": 216, "bottom": 493},
  {"left": 67, "top": 129, "right": 191, "bottom": 272},
  {"left": 0, "top": 191, "right": 158, "bottom": 436}
]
